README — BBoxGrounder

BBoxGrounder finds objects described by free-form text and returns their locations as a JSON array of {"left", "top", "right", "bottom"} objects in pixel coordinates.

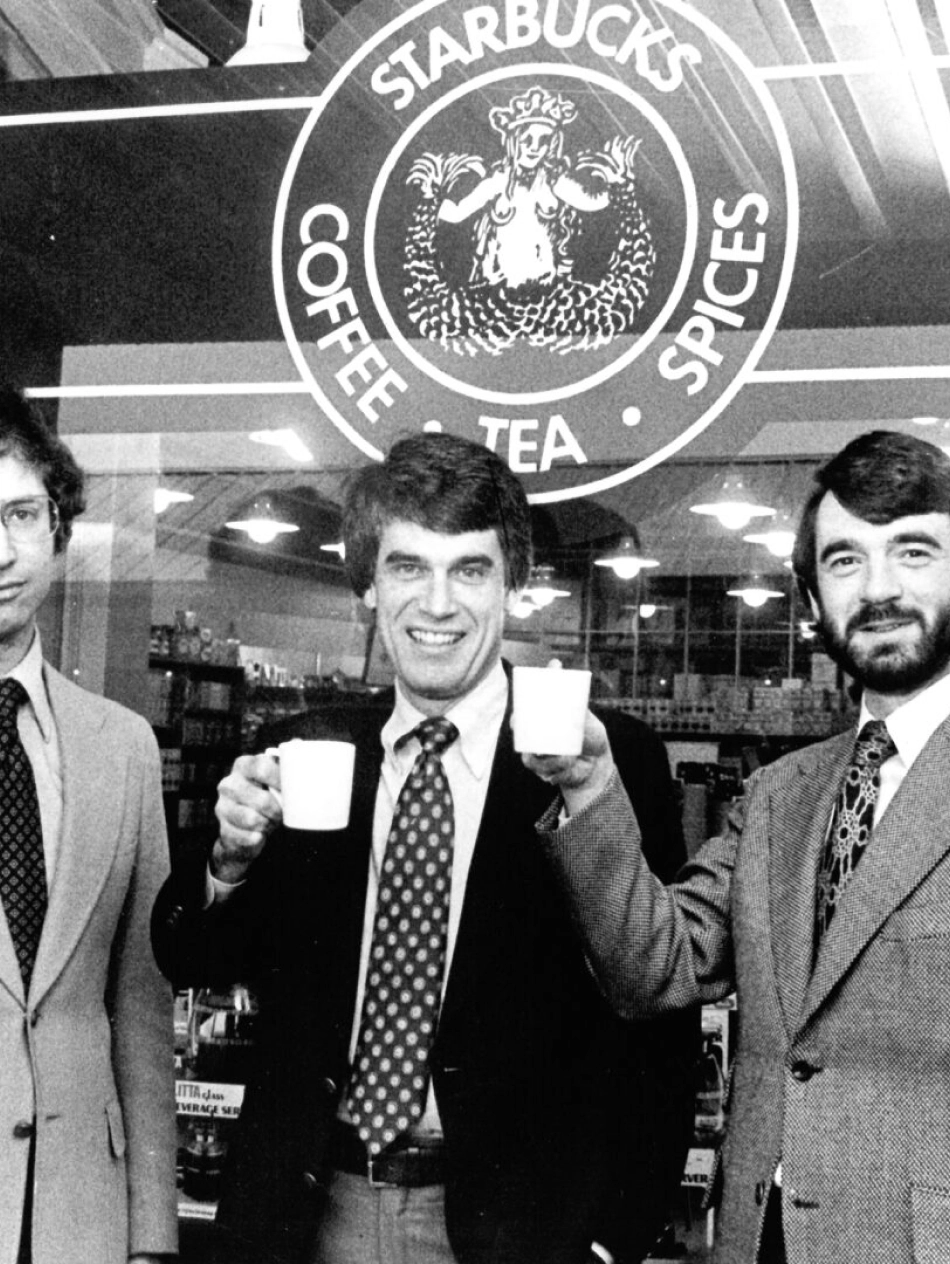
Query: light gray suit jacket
[
  {"left": 544, "top": 717, "right": 950, "bottom": 1264},
  {"left": 0, "top": 665, "right": 177, "bottom": 1264}
]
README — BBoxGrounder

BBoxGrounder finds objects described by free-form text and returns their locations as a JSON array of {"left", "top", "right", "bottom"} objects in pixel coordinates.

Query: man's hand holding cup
[
  {"left": 212, "top": 740, "right": 356, "bottom": 883},
  {"left": 213, "top": 751, "right": 284, "bottom": 883},
  {"left": 513, "top": 662, "right": 617, "bottom": 814}
]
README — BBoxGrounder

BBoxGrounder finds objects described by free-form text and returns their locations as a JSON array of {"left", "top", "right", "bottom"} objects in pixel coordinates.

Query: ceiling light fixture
[
  {"left": 227, "top": 0, "right": 309, "bottom": 66},
  {"left": 622, "top": 602, "right": 670, "bottom": 621},
  {"left": 249, "top": 428, "right": 313, "bottom": 462},
  {"left": 727, "top": 577, "right": 784, "bottom": 609},
  {"left": 509, "top": 594, "right": 539, "bottom": 620},
  {"left": 226, "top": 497, "right": 299, "bottom": 544},
  {"left": 690, "top": 472, "right": 775, "bottom": 531},
  {"left": 320, "top": 541, "right": 345, "bottom": 559},
  {"left": 743, "top": 510, "right": 796, "bottom": 559},
  {"left": 594, "top": 536, "right": 660, "bottom": 580},
  {"left": 522, "top": 564, "right": 570, "bottom": 609},
  {"left": 153, "top": 489, "right": 194, "bottom": 514}
]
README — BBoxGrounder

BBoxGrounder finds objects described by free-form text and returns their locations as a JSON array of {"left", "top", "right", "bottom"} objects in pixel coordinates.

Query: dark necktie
[
  {"left": 0, "top": 679, "right": 47, "bottom": 991},
  {"left": 816, "top": 719, "right": 897, "bottom": 938},
  {"left": 348, "top": 715, "right": 458, "bottom": 1156}
]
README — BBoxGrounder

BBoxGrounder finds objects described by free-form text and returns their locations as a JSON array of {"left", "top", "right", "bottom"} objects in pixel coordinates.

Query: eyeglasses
[{"left": 0, "top": 497, "right": 60, "bottom": 542}]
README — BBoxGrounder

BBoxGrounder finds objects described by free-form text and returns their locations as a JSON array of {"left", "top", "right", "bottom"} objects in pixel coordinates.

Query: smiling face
[
  {"left": 363, "top": 520, "right": 516, "bottom": 715},
  {"left": 0, "top": 452, "right": 55, "bottom": 674},
  {"left": 811, "top": 491, "right": 950, "bottom": 714}
]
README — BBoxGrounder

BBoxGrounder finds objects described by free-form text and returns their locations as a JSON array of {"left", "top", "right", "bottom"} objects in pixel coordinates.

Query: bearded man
[{"left": 528, "top": 430, "right": 950, "bottom": 1264}]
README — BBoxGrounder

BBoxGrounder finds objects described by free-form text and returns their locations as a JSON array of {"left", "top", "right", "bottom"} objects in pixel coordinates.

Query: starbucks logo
[{"left": 275, "top": 0, "right": 797, "bottom": 500}]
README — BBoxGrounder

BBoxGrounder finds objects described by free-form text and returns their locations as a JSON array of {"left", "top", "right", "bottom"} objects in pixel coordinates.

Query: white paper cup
[
  {"left": 511, "top": 666, "right": 592, "bottom": 756},
  {"left": 267, "top": 739, "right": 355, "bottom": 830}
]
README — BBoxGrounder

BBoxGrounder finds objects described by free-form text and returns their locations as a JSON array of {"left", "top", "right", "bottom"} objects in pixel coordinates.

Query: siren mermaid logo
[
  {"left": 403, "top": 85, "right": 654, "bottom": 355},
  {"left": 275, "top": 0, "right": 798, "bottom": 499}
]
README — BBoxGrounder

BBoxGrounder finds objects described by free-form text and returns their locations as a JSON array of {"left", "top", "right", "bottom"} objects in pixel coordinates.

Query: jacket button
[
  {"left": 302, "top": 1170, "right": 319, "bottom": 1193},
  {"left": 321, "top": 1077, "right": 337, "bottom": 1096},
  {"left": 12, "top": 1120, "right": 34, "bottom": 1139},
  {"left": 790, "top": 1060, "right": 817, "bottom": 1081},
  {"left": 755, "top": 1181, "right": 768, "bottom": 1205},
  {"left": 789, "top": 1190, "right": 820, "bottom": 1210}
]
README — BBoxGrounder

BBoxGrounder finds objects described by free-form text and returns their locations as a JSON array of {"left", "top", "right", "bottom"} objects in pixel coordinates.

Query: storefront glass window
[{"left": 4, "top": 0, "right": 949, "bottom": 817}]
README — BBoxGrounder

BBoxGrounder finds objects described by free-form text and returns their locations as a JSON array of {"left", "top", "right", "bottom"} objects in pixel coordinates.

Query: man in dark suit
[{"left": 152, "top": 432, "right": 695, "bottom": 1264}]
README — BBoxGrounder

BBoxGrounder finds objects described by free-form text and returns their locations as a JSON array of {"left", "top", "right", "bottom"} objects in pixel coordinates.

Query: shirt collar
[
  {"left": 6, "top": 629, "right": 54, "bottom": 743},
  {"left": 860, "top": 670, "right": 950, "bottom": 771},
  {"left": 383, "top": 661, "right": 509, "bottom": 781}
]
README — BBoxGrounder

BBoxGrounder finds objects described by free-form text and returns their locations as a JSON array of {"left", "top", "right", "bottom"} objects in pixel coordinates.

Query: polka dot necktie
[
  {"left": 816, "top": 719, "right": 897, "bottom": 939},
  {"left": 0, "top": 679, "right": 47, "bottom": 991},
  {"left": 348, "top": 715, "right": 458, "bottom": 1156}
]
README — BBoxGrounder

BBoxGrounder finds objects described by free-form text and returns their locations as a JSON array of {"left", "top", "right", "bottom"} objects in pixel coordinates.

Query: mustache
[{"left": 845, "top": 600, "right": 922, "bottom": 637}]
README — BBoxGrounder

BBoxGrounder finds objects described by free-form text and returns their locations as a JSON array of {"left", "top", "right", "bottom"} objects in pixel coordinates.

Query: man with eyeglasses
[{"left": 0, "top": 386, "right": 177, "bottom": 1264}]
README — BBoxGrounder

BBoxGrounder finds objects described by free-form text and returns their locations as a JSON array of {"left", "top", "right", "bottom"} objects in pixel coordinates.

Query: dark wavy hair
[
  {"left": 792, "top": 429, "right": 950, "bottom": 602},
  {"left": 342, "top": 432, "right": 532, "bottom": 595},
  {"left": 0, "top": 385, "right": 85, "bottom": 553}
]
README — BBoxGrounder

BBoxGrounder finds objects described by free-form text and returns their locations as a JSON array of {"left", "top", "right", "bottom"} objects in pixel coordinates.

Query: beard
[{"left": 816, "top": 597, "right": 950, "bottom": 695}]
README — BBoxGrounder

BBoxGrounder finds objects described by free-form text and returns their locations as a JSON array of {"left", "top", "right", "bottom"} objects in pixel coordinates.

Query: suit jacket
[
  {"left": 0, "top": 665, "right": 177, "bottom": 1264},
  {"left": 153, "top": 687, "right": 696, "bottom": 1264},
  {"left": 545, "top": 714, "right": 950, "bottom": 1264}
]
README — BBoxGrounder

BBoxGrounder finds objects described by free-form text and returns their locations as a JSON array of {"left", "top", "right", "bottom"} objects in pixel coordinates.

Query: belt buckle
[{"left": 366, "top": 1152, "right": 398, "bottom": 1189}]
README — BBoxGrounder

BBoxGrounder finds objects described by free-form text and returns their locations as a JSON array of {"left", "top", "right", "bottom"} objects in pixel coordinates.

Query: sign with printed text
[
  {"left": 683, "top": 1145, "right": 716, "bottom": 1188},
  {"left": 275, "top": 0, "right": 798, "bottom": 499},
  {"left": 175, "top": 1079, "right": 245, "bottom": 1120}
]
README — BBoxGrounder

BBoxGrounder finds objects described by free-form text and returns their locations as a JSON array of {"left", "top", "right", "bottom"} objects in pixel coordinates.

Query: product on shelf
[
  {"left": 181, "top": 1120, "right": 227, "bottom": 1203},
  {"left": 150, "top": 613, "right": 241, "bottom": 666},
  {"left": 186, "top": 984, "right": 260, "bottom": 1086}
]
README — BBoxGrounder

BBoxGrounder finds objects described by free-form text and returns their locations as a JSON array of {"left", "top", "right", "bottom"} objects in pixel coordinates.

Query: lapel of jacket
[
  {"left": 277, "top": 701, "right": 387, "bottom": 1058},
  {"left": 28, "top": 667, "right": 120, "bottom": 1008},
  {"left": 769, "top": 730, "right": 854, "bottom": 1036},
  {"left": 323, "top": 709, "right": 386, "bottom": 1049},
  {"left": 436, "top": 700, "right": 551, "bottom": 1044},
  {"left": 802, "top": 714, "right": 950, "bottom": 1026}
]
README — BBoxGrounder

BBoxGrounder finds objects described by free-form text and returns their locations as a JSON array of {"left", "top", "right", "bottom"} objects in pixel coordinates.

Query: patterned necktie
[
  {"left": 0, "top": 678, "right": 47, "bottom": 990},
  {"left": 348, "top": 715, "right": 458, "bottom": 1156},
  {"left": 816, "top": 719, "right": 897, "bottom": 938}
]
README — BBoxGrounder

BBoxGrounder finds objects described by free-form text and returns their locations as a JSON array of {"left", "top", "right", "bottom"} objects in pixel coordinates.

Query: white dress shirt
[
  {"left": 5, "top": 629, "right": 63, "bottom": 883},
  {"left": 346, "top": 661, "right": 509, "bottom": 1133},
  {"left": 863, "top": 670, "right": 950, "bottom": 824}
]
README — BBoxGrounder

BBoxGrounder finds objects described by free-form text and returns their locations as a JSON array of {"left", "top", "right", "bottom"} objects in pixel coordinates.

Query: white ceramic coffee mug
[
  {"left": 266, "top": 738, "right": 356, "bottom": 830},
  {"left": 511, "top": 665, "right": 592, "bottom": 756}
]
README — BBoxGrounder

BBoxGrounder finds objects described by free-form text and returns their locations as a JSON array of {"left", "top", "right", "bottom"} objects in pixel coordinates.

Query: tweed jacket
[
  {"left": 544, "top": 715, "right": 950, "bottom": 1264},
  {"left": 153, "top": 688, "right": 697, "bottom": 1264},
  {"left": 0, "top": 664, "right": 177, "bottom": 1264}
]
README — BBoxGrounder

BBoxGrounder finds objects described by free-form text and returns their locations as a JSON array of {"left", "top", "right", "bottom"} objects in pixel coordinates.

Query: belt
[{"left": 329, "top": 1120, "right": 446, "bottom": 1188}]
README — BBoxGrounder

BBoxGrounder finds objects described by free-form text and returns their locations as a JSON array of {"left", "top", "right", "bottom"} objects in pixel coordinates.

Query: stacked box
[
  {"left": 160, "top": 747, "right": 182, "bottom": 793},
  {"left": 810, "top": 653, "right": 838, "bottom": 687},
  {"left": 145, "top": 670, "right": 175, "bottom": 727}
]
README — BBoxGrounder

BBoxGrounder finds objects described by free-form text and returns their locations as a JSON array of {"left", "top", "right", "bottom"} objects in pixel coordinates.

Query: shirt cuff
[{"left": 205, "top": 862, "right": 245, "bottom": 906}]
